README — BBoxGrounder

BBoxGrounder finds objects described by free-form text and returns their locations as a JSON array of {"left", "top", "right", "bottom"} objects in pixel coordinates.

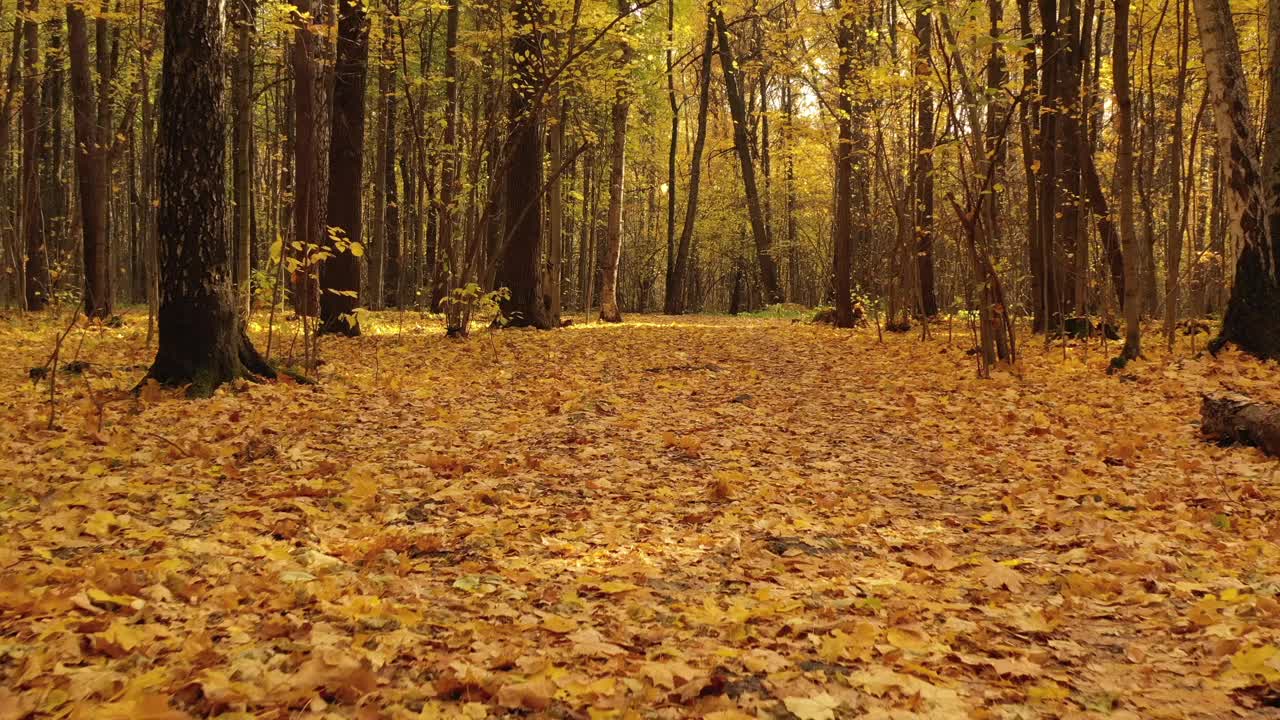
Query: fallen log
[{"left": 1201, "top": 392, "right": 1280, "bottom": 456}]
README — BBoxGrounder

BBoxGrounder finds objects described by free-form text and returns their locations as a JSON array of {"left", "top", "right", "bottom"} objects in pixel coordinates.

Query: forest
[{"left": 2, "top": 0, "right": 1280, "bottom": 715}]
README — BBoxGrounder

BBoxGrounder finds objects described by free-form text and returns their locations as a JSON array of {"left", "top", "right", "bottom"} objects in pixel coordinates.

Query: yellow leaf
[
  {"left": 542, "top": 615, "right": 577, "bottom": 634},
  {"left": 886, "top": 626, "right": 932, "bottom": 653},
  {"left": 782, "top": 693, "right": 841, "bottom": 720},
  {"left": 1027, "top": 680, "right": 1070, "bottom": 701}
]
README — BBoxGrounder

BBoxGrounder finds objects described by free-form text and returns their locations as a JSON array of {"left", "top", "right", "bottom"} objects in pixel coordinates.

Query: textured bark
[
  {"left": 147, "top": 0, "right": 270, "bottom": 394},
  {"left": 383, "top": 83, "right": 401, "bottom": 307},
  {"left": 713, "top": 6, "right": 782, "bottom": 304},
  {"left": 21, "top": 0, "right": 44, "bottom": 310},
  {"left": 662, "top": 0, "right": 677, "bottom": 312},
  {"left": 1162, "top": 0, "right": 1189, "bottom": 348},
  {"left": 290, "top": 0, "right": 330, "bottom": 317},
  {"left": 320, "top": 0, "right": 369, "bottom": 336},
  {"left": 1201, "top": 392, "right": 1280, "bottom": 457},
  {"left": 368, "top": 25, "right": 392, "bottom": 308},
  {"left": 664, "top": 11, "right": 713, "bottom": 315},
  {"left": 67, "top": 5, "right": 110, "bottom": 318},
  {"left": 913, "top": 8, "right": 937, "bottom": 317},
  {"left": 495, "top": 0, "right": 550, "bottom": 328},
  {"left": 831, "top": 0, "right": 855, "bottom": 328},
  {"left": 1195, "top": 0, "right": 1280, "bottom": 359},
  {"left": 1114, "top": 0, "right": 1142, "bottom": 359}
]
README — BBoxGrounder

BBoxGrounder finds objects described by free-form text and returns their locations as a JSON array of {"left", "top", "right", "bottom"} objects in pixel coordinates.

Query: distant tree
[
  {"left": 67, "top": 3, "right": 111, "bottom": 318},
  {"left": 1114, "top": 0, "right": 1141, "bottom": 361},
  {"left": 598, "top": 0, "right": 633, "bottom": 324},
  {"left": 145, "top": 0, "right": 272, "bottom": 394},
  {"left": 21, "top": 0, "right": 44, "bottom": 311}
]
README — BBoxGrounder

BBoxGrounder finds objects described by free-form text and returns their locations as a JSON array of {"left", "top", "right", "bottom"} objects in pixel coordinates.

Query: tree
[
  {"left": 664, "top": 9, "right": 714, "bottom": 315},
  {"left": 21, "top": 0, "right": 44, "bottom": 311},
  {"left": 320, "top": 0, "right": 370, "bottom": 336},
  {"left": 1114, "top": 0, "right": 1141, "bottom": 361},
  {"left": 495, "top": 0, "right": 551, "bottom": 328},
  {"left": 1195, "top": 0, "right": 1280, "bottom": 359},
  {"left": 291, "top": 0, "right": 331, "bottom": 317},
  {"left": 231, "top": 0, "right": 256, "bottom": 316},
  {"left": 713, "top": 6, "right": 782, "bottom": 305},
  {"left": 67, "top": 3, "right": 111, "bottom": 318},
  {"left": 1265, "top": 0, "right": 1279, "bottom": 250},
  {"left": 598, "top": 0, "right": 633, "bottom": 324},
  {"left": 146, "top": 0, "right": 272, "bottom": 394},
  {"left": 831, "top": 0, "right": 855, "bottom": 328},
  {"left": 913, "top": 6, "right": 937, "bottom": 318}
]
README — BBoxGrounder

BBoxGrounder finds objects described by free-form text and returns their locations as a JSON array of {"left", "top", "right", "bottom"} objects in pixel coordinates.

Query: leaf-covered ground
[{"left": 3, "top": 310, "right": 1280, "bottom": 719}]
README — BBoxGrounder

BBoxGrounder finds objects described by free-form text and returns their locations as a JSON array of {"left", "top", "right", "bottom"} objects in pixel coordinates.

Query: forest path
[{"left": 3, "top": 312, "right": 1280, "bottom": 718}]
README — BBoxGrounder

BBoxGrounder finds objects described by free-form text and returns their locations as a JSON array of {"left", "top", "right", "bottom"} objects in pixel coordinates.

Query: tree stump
[{"left": 1201, "top": 392, "right": 1280, "bottom": 457}]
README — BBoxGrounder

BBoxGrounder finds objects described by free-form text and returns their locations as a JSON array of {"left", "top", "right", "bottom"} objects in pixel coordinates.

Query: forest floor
[{"left": 3, "top": 309, "right": 1280, "bottom": 720}]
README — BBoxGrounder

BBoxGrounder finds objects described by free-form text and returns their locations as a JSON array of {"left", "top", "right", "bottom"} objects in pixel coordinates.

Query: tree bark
[
  {"left": 38, "top": 14, "right": 63, "bottom": 286},
  {"left": 21, "top": 0, "right": 44, "bottom": 311},
  {"left": 319, "top": 0, "right": 368, "bottom": 335},
  {"left": 1114, "top": 0, "right": 1142, "bottom": 360},
  {"left": 1264, "top": 0, "right": 1279, "bottom": 254},
  {"left": 290, "top": 0, "right": 330, "bottom": 317},
  {"left": 713, "top": 6, "right": 782, "bottom": 304},
  {"left": 1201, "top": 392, "right": 1280, "bottom": 456},
  {"left": 439, "top": 0, "right": 460, "bottom": 304},
  {"left": 1195, "top": 0, "right": 1280, "bottom": 359},
  {"left": 67, "top": 5, "right": 110, "bottom": 318},
  {"left": 147, "top": 0, "right": 271, "bottom": 395},
  {"left": 495, "top": 0, "right": 551, "bottom": 328}
]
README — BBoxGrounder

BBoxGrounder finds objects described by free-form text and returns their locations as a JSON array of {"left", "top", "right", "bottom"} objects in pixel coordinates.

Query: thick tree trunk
[
  {"left": 1264, "top": 0, "right": 1279, "bottom": 256},
  {"left": 495, "top": 0, "right": 550, "bottom": 328},
  {"left": 1114, "top": 0, "right": 1142, "bottom": 360},
  {"left": 1201, "top": 392, "right": 1280, "bottom": 456},
  {"left": 665, "top": 10, "right": 714, "bottom": 315},
  {"left": 319, "top": 0, "right": 369, "bottom": 336},
  {"left": 713, "top": 7, "right": 782, "bottom": 304},
  {"left": 1195, "top": 0, "right": 1280, "bottom": 359},
  {"left": 21, "top": 0, "right": 44, "bottom": 311},
  {"left": 147, "top": 0, "right": 271, "bottom": 395}
]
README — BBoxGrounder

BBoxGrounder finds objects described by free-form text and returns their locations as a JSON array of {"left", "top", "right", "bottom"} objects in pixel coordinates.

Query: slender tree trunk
[
  {"left": 291, "top": 0, "right": 329, "bottom": 317},
  {"left": 913, "top": 8, "right": 937, "bottom": 317},
  {"left": 713, "top": 6, "right": 782, "bottom": 303},
  {"left": 1115, "top": 0, "right": 1141, "bottom": 359},
  {"left": 231, "top": 0, "right": 255, "bottom": 316},
  {"left": 319, "top": 0, "right": 368, "bottom": 335},
  {"left": 439, "top": 0, "right": 460, "bottom": 303},
  {"left": 665, "top": 11, "right": 713, "bottom": 315},
  {"left": 21, "top": 0, "right": 44, "bottom": 310},
  {"left": 1162, "top": 0, "right": 1189, "bottom": 348},
  {"left": 38, "top": 15, "right": 63, "bottom": 287},
  {"left": 383, "top": 82, "right": 401, "bottom": 307},
  {"left": 147, "top": 0, "right": 271, "bottom": 394},
  {"left": 1196, "top": 0, "right": 1280, "bottom": 358},
  {"left": 662, "top": 0, "right": 677, "bottom": 311},
  {"left": 68, "top": 5, "right": 110, "bottom": 317},
  {"left": 598, "top": 0, "right": 632, "bottom": 324},
  {"left": 832, "top": 0, "right": 855, "bottom": 327},
  {"left": 368, "top": 24, "right": 391, "bottom": 308},
  {"left": 1264, "top": 0, "right": 1279, "bottom": 250}
]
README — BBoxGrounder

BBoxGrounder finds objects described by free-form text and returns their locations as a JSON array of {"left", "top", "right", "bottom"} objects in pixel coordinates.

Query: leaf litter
[{"left": 2, "top": 311, "right": 1280, "bottom": 719}]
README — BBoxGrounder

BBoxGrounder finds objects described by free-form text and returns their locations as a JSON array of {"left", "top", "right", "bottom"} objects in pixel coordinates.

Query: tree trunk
[
  {"left": 599, "top": 2, "right": 632, "bottom": 324},
  {"left": 1196, "top": 0, "right": 1280, "bottom": 359},
  {"left": 439, "top": 0, "right": 460, "bottom": 303},
  {"left": 67, "top": 5, "right": 110, "bottom": 318},
  {"left": 495, "top": 0, "right": 550, "bottom": 328},
  {"left": 1264, "top": 0, "right": 1279, "bottom": 258},
  {"left": 1201, "top": 392, "right": 1280, "bottom": 456},
  {"left": 319, "top": 0, "right": 368, "bottom": 335},
  {"left": 913, "top": 8, "right": 937, "bottom": 317},
  {"left": 665, "top": 9, "right": 714, "bottom": 315},
  {"left": 662, "top": 0, "right": 677, "bottom": 311},
  {"left": 1114, "top": 0, "right": 1142, "bottom": 360},
  {"left": 147, "top": 0, "right": 271, "bottom": 394},
  {"left": 21, "top": 0, "right": 44, "bottom": 310},
  {"left": 1163, "top": 0, "right": 1189, "bottom": 348},
  {"left": 713, "top": 6, "right": 782, "bottom": 304},
  {"left": 368, "top": 24, "right": 391, "bottom": 308},
  {"left": 231, "top": 0, "right": 255, "bottom": 316},
  {"left": 38, "top": 14, "right": 63, "bottom": 289},
  {"left": 383, "top": 83, "right": 401, "bottom": 307},
  {"left": 831, "top": 0, "right": 855, "bottom": 328},
  {"left": 291, "top": 0, "right": 329, "bottom": 317}
]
